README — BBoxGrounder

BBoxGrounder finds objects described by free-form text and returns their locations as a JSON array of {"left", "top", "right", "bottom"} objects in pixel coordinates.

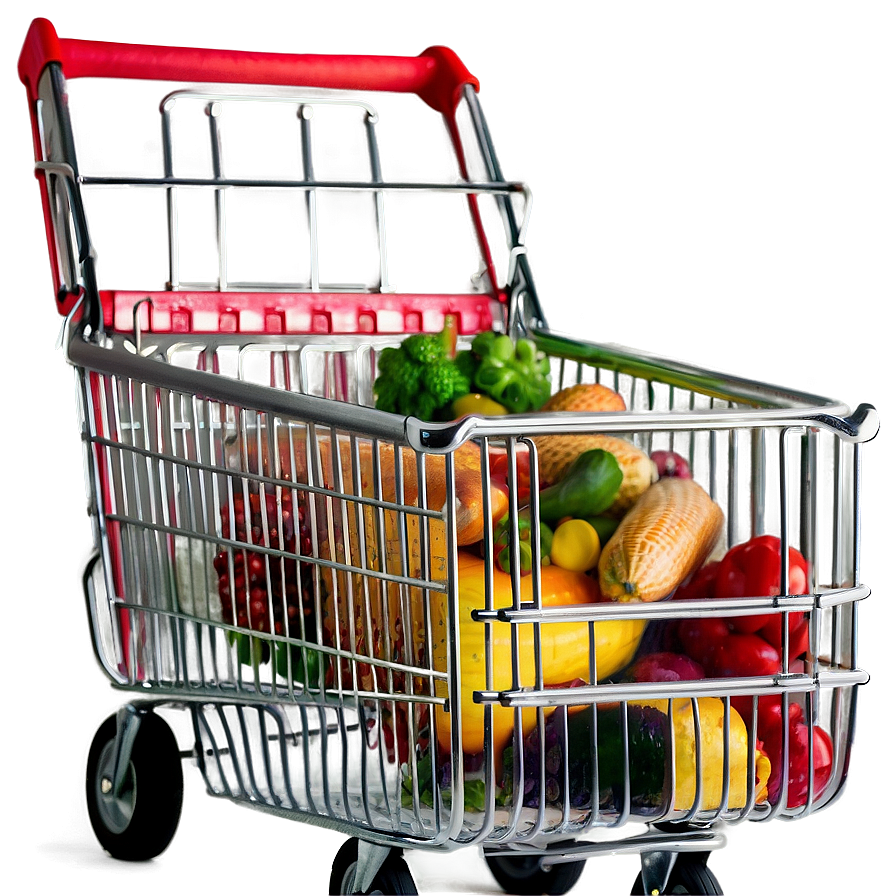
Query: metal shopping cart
[{"left": 18, "top": 18, "right": 878, "bottom": 895}]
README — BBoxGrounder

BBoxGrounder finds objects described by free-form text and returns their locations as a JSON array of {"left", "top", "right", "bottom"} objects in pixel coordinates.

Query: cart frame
[{"left": 20, "top": 17, "right": 877, "bottom": 895}]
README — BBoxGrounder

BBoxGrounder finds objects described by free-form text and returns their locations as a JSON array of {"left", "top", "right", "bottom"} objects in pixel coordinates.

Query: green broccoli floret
[
  {"left": 374, "top": 324, "right": 468, "bottom": 420},
  {"left": 423, "top": 361, "right": 469, "bottom": 407},
  {"left": 402, "top": 334, "right": 444, "bottom": 365}
]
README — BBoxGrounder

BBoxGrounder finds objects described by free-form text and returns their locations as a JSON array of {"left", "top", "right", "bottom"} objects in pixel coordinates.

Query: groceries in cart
[{"left": 170, "top": 316, "right": 826, "bottom": 828}]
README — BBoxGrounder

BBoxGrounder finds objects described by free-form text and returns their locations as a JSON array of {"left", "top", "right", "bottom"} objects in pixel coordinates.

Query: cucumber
[{"left": 538, "top": 449, "right": 623, "bottom": 523}]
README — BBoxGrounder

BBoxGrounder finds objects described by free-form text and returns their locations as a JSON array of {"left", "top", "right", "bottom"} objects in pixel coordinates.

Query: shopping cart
[{"left": 18, "top": 18, "right": 878, "bottom": 895}]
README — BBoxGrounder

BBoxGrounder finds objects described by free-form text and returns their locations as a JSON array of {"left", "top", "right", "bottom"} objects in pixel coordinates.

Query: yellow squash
[
  {"left": 635, "top": 697, "right": 771, "bottom": 810},
  {"left": 433, "top": 553, "right": 646, "bottom": 757}
]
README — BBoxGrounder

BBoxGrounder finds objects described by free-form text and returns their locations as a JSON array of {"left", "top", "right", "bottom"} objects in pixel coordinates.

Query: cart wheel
[
  {"left": 329, "top": 838, "right": 417, "bottom": 895},
  {"left": 631, "top": 855, "right": 723, "bottom": 895},
  {"left": 85, "top": 710, "right": 183, "bottom": 861},
  {"left": 485, "top": 853, "right": 587, "bottom": 895}
]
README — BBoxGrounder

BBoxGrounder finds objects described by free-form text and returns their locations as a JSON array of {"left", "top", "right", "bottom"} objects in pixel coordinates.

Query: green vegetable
[
  {"left": 584, "top": 514, "right": 620, "bottom": 544},
  {"left": 499, "top": 702, "right": 669, "bottom": 813},
  {"left": 455, "top": 331, "right": 551, "bottom": 414},
  {"left": 401, "top": 756, "right": 487, "bottom": 813},
  {"left": 374, "top": 324, "right": 469, "bottom": 420},
  {"left": 230, "top": 632, "right": 326, "bottom": 686},
  {"left": 494, "top": 511, "right": 553, "bottom": 574},
  {"left": 538, "top": 449, "right": 623, "bottom": 524}
]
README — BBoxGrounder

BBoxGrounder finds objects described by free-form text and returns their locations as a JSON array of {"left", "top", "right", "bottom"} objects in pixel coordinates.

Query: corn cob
[
  {"left": 598, "top": 477, "right": 724, "bottom": 602},
  {"left": 532, "top": 433, "right": 656, "bottom": 516},
  {"left": 541, "top": 382, "right": 627, "bottom": 413}
]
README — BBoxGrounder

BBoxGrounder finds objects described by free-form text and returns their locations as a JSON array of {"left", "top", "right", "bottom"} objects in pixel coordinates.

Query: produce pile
[{"left": 209, "top": 326, "right": 832, "bottom": 821}]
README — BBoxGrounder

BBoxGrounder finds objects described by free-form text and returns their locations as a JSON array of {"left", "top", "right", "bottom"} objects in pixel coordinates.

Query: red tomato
[
  {"left": 705, "top": 633, "right": 781, "bottom": 678},
  {"left": 676, "top": 617, "right": 731, "bottom": 669}
]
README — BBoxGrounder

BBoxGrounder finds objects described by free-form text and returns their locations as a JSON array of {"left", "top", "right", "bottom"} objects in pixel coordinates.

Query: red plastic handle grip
[{"left": 18, "top": 18, "right": 479, "bottom": 116}]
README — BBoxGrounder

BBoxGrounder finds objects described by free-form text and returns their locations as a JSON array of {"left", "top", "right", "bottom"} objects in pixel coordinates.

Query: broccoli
[
  {"left": 374, "top": 326, "right": 469, "bottom": 420},
  {"left": 455, "top": 331, "right": 552, "bottom": 413}
]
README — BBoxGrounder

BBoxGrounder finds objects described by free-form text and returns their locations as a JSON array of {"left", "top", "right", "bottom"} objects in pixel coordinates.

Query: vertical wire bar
[
  {"left": 234, "top": 706, "right": 264, "bottom": 802},
  {"left": 850, "top": 443, "right": 862, "bottom": 671},
  {"left": 119, "top": 377, "right": 143, "bottom": 681},
  {"left": 831, "top": 438, "right": 843, "bottom": 668},
  {"left": 727, "top": 430, "right": 739, "bottom": 547},
  {"left": 779, "top": 430, "right": 792, "bottom": 665},
  {"left": 383, "top": 445, "right": 414, "bottom": 811},
  {"left": 91, "top": 370, "right": 125, "bottom": 668},
  {"left": 174, "top": 390, "right": 202, "bottom": 687},
  {"left": 275, "top": 708, "right": 300, "bottom": 812},
  {"left": 194, "top": 389, "right": 219, "bottom": 687},
  {"left": 364, "top": 111, "right": 390, "bottom": 292},
  {"left": 161, "top": 100, "right": 180, "bottom": 289},
  {"left": 150, "top": 388, "right": 174, "bottom": 683},
  {"left": 207, "top": 102, "right": 228, "bottom": 291},
  {"left": 751, "top": 427, "right": 766, "bottom": 537},
  {"left": 295, "top": 703, "right": 319, "bottom": 814},
  {"left": 299, "top": 104, "right": 319, "bottom": 291},
  {"left": 803, "top": 429, "right": 820, "bottom": 681},
  {"left": 154, "top": 387, "right": 185, "bottom": 686},
  {"left": 686, "top": 698, "right": 703, "bottom": 821},
  {"left": 610, "top": 701, "right": 631, "bottom": 828},
  {"left": 719, "top": 696, "right": 732, "bottom": 817}
]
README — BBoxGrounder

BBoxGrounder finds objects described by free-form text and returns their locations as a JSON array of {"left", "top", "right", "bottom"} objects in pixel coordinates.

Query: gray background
[{"left": 3, "top": 2, "right": 890, "bottom": 892}]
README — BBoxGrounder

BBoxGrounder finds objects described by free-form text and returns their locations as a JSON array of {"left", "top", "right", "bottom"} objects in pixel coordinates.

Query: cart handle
[{"left": 18, "top": 18, "right": 479, "bottom": 116}]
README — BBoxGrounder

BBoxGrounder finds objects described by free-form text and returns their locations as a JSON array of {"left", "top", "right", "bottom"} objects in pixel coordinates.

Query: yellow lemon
[
  {"left": 550, "top": 518, "right": 601, "bottom": 572},
  {"left": 452, "top": 393, "right": 509, "bottom": 417}
]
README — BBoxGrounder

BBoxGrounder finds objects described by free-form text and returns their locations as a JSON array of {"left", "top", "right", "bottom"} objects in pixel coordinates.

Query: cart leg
[
  {"left": 638, "top": 850, "right": 677, "bottom": 895},
  {"left": 106, "top": 704, "right": 144, "bottom": 813},
  {"left": 351, "top": 841, "right": 394, "bottom": 894}
]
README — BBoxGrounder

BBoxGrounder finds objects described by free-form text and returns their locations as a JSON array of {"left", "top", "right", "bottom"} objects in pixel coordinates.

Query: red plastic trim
[
  {"left": 18, "top": 18, "right": 478, "bottom": 115},
  {"left": 103, "top": 290, "right": 499, "bottom": 336},
  {"left": 17, "top": 18, "right": 63, "bottom": 100}
]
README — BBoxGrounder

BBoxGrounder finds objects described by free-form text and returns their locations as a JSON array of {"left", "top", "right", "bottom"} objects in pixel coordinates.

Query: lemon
[
  {"left": 452, "top": 393, "right": 509, "bottom": 417},
  {"left": 549, "top": 518, "right": 601, "bottom": 572}
]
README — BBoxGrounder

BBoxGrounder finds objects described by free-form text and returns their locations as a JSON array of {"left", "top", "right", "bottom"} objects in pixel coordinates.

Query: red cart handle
[{"left": 18, "top": 18, "right": 479, "bottom": 116}]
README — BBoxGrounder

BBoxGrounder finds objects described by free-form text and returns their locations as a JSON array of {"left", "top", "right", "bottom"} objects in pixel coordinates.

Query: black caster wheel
[
  {"left": 85, "top": 709, "right": 183, "bottom": 861},
  {"left": 485, "top": 852, "right": 587, "bottom": 895},
  {"left": 329, "top": 838, "right": 417, "bottom": 895},
  {"left": 631, "top": 855, "right": 723, "bottom": 895}
]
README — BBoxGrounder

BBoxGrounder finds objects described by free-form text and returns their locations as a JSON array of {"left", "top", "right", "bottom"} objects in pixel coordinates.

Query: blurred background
[{"left": 3, "top": 2, "right": 891, "bottom": 893}]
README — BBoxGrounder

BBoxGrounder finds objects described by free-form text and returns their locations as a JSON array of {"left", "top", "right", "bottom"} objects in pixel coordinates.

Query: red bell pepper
[
  {"left": 489, "top": 445, "right": 537, "bottom": 503},
  {"left": 672, "top": 560, "right": 721, "bottom": 601},
  {"left": 730, "top": 692, "right": 804, "bottom": 728},
  {"left": 676, "top": 616, "right": 731, "bottom": 670},
  {"left": 715, "top": 535, "right": 809, "bottom": 634},
  {"left": 760, "top": 614, "right": 810, "bottom": 662},
  {"left": 760, "top": 718, "right": 834, "bottom": 808},
  {"left": 706, "top": 633, "right": 781, "bottom": 679}
]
